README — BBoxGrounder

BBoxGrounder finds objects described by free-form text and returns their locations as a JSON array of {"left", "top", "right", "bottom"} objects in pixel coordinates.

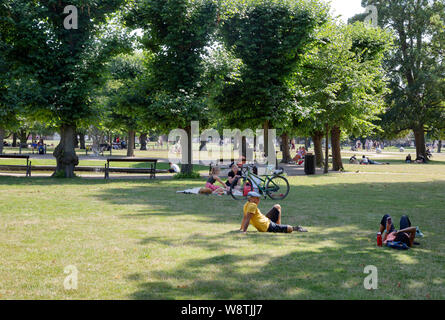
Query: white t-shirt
[{"left": 171, "top": 163, "right": 180, "bottom": 173}]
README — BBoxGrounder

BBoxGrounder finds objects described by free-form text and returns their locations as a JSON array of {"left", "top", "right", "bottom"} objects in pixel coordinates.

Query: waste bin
[{"left": 304, "top": 153, "right": 316, "bottom": 175}]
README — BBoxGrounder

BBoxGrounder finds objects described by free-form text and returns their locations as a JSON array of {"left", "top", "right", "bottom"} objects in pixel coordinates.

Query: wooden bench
[
  {"left": 105, "top": 158, "right": 158, "bottom": 179},
  {"left": 0, "top": 155, "right": 32, "bottom": 177}
]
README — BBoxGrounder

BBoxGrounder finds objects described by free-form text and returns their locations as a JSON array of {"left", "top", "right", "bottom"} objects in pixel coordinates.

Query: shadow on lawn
[
  {"left": 89, "top": 180, "right": 445, "bottom": 299},
  {"left": 125, "top": 240, "right": 429, "bottom": 299}
]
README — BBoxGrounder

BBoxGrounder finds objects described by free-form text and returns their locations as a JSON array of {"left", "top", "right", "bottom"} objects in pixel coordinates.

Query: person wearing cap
[{"left": 240, "top": 191, "right": 308, "bottom": 234}]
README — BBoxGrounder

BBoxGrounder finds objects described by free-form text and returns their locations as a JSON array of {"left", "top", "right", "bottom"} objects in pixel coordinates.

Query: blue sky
[{"left": 329, "top": 0, "right": 365, "bottom": 22}]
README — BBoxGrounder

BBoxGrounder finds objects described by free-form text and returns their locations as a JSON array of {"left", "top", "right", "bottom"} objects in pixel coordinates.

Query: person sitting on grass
[
  {"left": 360, "top": 155, "right": 369, "bottom": 165},
  {"left": 405, "top": 154, "right": 412, "bottom": 163},
  {"left": 206, "top": 166, "right": 226, "bottom": 195},
  {"left": 168, "top": 162, "right": 180, "bottom": 174},
  {"left": 240, "top": 191, "right": 308, "bottom": 234},
  {"left": 349, "top": 155, "right": 359, "bottom": 164},
  {"left": 226, "top": 164, "right": 243, "bottom": 189},
  {"left": 379, "top": 214, "right": 423, "bottom": 248},
  {"left": 415, "top": 154, "right": 426, "bottom": 164}
]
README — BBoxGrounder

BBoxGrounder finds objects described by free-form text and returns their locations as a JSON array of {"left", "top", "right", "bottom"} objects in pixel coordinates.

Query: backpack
[
  {"left": 386, "top": 241, "right": 409, "bottom": 250},
  {"left": 243, "top": 182, "right": 253, "bottom": 197}
]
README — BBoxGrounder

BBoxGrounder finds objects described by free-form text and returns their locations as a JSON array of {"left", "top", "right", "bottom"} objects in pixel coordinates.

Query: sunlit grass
[{"left": 0, "top": 153, "right": 444, "bottom": 299}]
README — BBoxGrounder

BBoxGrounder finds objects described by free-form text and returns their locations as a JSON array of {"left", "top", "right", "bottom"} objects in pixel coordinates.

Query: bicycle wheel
[
  {"left": 230, "top": 178, "right": 252, "bottom": 201},
  {"left": 266, "top": 175, "right": 290, "bottom": 200}
]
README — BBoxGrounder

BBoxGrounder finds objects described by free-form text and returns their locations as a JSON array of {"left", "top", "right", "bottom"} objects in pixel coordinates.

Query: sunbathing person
[
  {"left": 349, "top": 155, "right": 359, "bottom": 164},
  {"left": 206, "top": 167, "right": 226, "bottom": 195},
  {"left": 379, "top": 214, "right": 423, "bottom": 248},
  {"left": 240, "top": 191, "right": 308, "bottom": 234}
]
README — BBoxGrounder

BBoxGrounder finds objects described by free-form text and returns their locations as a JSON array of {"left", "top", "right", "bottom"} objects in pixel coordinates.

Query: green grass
[{"left": 0, "top": 154, "right": 444, "bottom": 299}]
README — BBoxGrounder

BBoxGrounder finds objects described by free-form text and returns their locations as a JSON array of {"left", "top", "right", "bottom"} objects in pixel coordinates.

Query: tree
[
  {"left": 2, "top": 0, "right": 130, "bottom": 177},
  {"left": 214, "top": 0, "right": 328, "bottom": 159},
  {"left": 102, "top": 54, "right": 147, "bottom": 157},
  {"left": 0, "top": 5, "right": 21, "bottom": 154},
  {"left": 352, "top": 0, "right": 445, "bottom": 160},
  {"left": 126, "top": 0, "right": 218, "bottom": 174},
  {"left": 293, "top": 21, "right": 392, "bottom": 172}
]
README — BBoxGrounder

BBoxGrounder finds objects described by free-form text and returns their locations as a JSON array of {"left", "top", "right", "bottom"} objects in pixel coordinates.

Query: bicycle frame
[{"left": 241, "top": 166, "right": 280, "bottom": 198}]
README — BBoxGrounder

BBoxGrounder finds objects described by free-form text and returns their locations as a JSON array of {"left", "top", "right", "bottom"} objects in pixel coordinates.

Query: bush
[{"left": 173, "top": 172, "right": 201, "bottom": 180}]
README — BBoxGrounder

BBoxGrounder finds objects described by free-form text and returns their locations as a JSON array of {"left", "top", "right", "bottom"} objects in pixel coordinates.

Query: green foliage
[
  {"left": 354, "top": 0, "right": 445, "bottom": 135},
  {"left": 293, "top": 21, "right": 393, "bottom": 137},
  {"left": 100, "top": 53, "right": 148, "bottom": 132},
  {"left": 213, "top": 0, "right": 328, "bottom": 129},
  {"left": 52, "top": 170, "right": 77, "bottom": 179},
  {"left": 2, "top": 0, "right": 132, "bottom": 127},
  {"left": 173, "top": 171, "right": 202, "bottom": 179},
  {"left": 127, "top": 0, "right": 218, "bottom": 94}
]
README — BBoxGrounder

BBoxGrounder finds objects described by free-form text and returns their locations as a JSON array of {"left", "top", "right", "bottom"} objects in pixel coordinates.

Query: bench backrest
[
  {"left": 107, "top": 158, "right": 157, "bottom": 163},
  {"left": 0, "top": 155, "right": 29, "bottom": 160}
]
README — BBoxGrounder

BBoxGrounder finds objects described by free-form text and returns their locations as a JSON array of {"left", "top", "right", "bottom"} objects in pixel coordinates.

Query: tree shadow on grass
[
  {"left": 126, "top": 230, "right": 440, "bottom": 299},
  {"left": 96, "top": 180, "right": 444, "bottom": 299}
]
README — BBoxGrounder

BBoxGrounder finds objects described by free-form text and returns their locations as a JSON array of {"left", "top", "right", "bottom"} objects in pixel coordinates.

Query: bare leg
[
  {"left": 266, "top": 204, "right": 282, "bottom": 224},
  {"left": 275, "top": 205, "right": 282, "bottom": 225},
  {"left": 398, "top": 227, "right": 417, "bottom": 247}
]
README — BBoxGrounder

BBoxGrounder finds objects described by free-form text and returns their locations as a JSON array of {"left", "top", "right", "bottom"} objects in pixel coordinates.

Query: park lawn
[{"left": 0, "top": 159, "right": 444, "bottom": 300}]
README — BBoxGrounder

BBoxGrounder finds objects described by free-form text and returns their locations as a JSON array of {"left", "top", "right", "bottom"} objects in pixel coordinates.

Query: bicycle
[{"left": 229, "top": 165, "right": 290, "bottom": 201}]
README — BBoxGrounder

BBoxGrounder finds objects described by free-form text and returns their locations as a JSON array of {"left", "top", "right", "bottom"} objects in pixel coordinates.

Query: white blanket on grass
[
  {"left": 176, "top": 188, "right": 202, "bottom": 194},
  {"left": 176, "top": 188, "right": 230, "bottom": 196}
]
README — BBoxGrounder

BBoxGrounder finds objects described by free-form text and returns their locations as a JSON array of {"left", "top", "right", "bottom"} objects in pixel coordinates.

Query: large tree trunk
[
  {"left": 438, "top": 140, "right": 442, "bottom": 153},
  {"left": 312, "top": 131, "right": 324, "bottom": 168},
  {"left": 0, "top": 127, "right": 5, "bottom": 154},
  {"left": 12, "top": 133, "right": 17, "bottom": 147},
  {"left": 324, "top": 125, "right": 329, "bottom": 174},
  {"left": 413, "top": 126, "right": 426, "bottom": 160},
  {"left": 280, "top": 133, "right": 292, "bottom": 163},
  {"left": 140, "top": 133, "right": 148, "bottom": 151},
  {"left": 18, "top": 130, "right": 29, "bottom": 148},
  {"left": 304, "top": 137, "right": 311, "bottom": 150},
  {"left": 79, "top": 132, "right": 86, "bottom": 150},
  {"left": 242, "top": 136, "right": 247, "bottom": 159},
  {"left": 53, "top": 125, "right": 79, "bottom": 178},
  {"left": 263, "top": 120, "right": 270, "bottom": 158},
  {"left": 74, "top": 134, "right": 79, "bottom": 149},
  {"left": 127, "top": 129, "right": 135, "bottom": 157},
  {"left": 331, "top": 126, "right": 344, "bottom": 171},
  {"left": 181, "top": 126, "right": 193, "bottom": 174}
]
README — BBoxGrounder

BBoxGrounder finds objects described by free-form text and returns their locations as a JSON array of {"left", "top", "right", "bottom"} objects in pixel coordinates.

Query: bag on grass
[
  {"left": 243, "top": 182, "right": 253, "bottom": 197},
  {"left": 199, "top": 188, "right": 213, "bottom": 195}
]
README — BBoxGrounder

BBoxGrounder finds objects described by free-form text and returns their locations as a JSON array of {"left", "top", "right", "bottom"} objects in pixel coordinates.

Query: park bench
[
  {"left": 105, "top": 158, "right": 158, "bottom": 179},
  {"left": 0, "top": 155, "right": 32, "bottom": 177}
]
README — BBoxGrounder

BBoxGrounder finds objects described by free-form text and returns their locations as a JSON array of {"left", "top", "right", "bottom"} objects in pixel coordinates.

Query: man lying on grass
[{"left": 240, "top": 192, "right": 308, "bottom": 234}]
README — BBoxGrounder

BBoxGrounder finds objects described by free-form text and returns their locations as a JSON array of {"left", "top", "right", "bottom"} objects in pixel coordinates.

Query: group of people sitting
[
  {"left": 405, "top": 154, "right": 429, "bottom": 164},
  {"left": 349, "top": 155, "right": 389, "bottom": 165},
  {"left": 205, "top": 163, "right": 245, "bottom": 195},
  {"left": 289, "top": 147, "right": 307, "bottom": 165}
]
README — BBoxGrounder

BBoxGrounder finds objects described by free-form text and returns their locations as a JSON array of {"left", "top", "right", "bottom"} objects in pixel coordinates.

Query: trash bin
[{"left": 304, "top": 153, "right": 316, "bottom": 175}]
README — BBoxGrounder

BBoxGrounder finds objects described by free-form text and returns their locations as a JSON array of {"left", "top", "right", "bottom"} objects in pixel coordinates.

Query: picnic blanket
[
  {"left": 176, "top": 188, "right": 202, "bottom": 195},
  {"left": 176, "top": 187, "right": 229, "bottom": 196}
]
